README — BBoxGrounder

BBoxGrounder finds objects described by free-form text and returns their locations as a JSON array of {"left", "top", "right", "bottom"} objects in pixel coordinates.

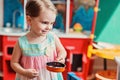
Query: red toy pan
[{"left": 46, "top": 62, "right": 66, "bottom": 72}]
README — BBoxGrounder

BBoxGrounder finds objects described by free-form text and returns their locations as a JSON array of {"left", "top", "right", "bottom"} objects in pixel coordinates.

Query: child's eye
[
  {"left": 41, "top": 21, "right": 49, "bottom": 24},
  {"left": 51, "top": 22, "right": 55, "bottom": 25},
  {"left": 41, "top": 21, "right": 55, "bottom": 25}
]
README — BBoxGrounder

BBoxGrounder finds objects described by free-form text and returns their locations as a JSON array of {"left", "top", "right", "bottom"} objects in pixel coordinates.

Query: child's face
[{"left": 28, "top": 9, "right": 56, "bottom": 36}]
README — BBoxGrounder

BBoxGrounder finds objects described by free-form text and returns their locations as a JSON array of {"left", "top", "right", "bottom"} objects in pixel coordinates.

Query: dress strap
[{"left": 18, "top": 36, "right": 28, "bottom": 49}]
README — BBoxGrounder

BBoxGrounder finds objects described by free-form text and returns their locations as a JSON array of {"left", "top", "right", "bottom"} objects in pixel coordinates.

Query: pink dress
[{"left": 16, "top": 32, "right": 63, "bottom": 80}]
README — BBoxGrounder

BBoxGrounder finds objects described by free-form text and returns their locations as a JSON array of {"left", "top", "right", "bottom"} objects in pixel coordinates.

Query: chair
[{"left": 87, "top": 43, "right": 120, "bottom": 79}]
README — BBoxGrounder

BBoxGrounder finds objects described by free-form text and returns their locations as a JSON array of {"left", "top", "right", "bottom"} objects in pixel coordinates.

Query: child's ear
[{"left": 26, "top": 15, "right": 32, "bottom": 25}]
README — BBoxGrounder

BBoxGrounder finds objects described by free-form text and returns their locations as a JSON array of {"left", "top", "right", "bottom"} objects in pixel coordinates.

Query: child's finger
[
  {"left": 56, "top": 57, "right": 63, "bottom": 61},
  {"left": 33, "top": 71, "right": 39, "bottom": 76},
  {"left": 56, "top": 58, "right": 65, "bottom": 63},
  {"left": 31, "top": 69, "right": 39, "bottom": 76}
]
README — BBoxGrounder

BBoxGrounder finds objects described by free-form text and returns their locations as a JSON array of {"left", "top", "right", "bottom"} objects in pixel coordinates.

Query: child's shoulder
[
  {"left": 18, "top": 35, "right": 26, "bottom": 41},
  {"left": 48, "top": 31, "right": 56, "bottom": 37},
  {"left": 47, "top": 31, "right": 57, "bottom": 40},
  {"left": 18, "top": 35, "right": 27, "bottom": 48},
  {"left": 18, "top": 35, "right": 28, "bottom": 45}
]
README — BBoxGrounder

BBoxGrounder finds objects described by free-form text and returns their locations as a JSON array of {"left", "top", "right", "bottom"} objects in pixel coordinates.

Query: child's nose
[{"left": 46, "top": 25, "right": 52, "bottom": 30}]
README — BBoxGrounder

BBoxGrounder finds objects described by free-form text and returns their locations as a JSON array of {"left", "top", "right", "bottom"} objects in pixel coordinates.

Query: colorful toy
[
  {"left": 87, "top": 0, "right": 120, "bottom": 79},
  {"left": 73, "top": 23, "right": 83, "bottom": 32},
  {"left": 53, "top": 0, "right": 66, "bottom": 31},
  {"left": 67, "top": 72, "right": 81, "bottom": 80},
  {"left": 70, "top": 0, "right": 95, "bottom": 31},
  {"left": 46, "top": 62, "right": 66, "bottom": 72}
]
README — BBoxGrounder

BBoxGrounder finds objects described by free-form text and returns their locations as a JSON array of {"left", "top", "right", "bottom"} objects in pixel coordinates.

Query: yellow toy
[
  {"left": 87, "top": 42, "right": 120, "bottom": 60},
  {"left": 73, "top": 23, "right": 83, "bottom": 32}
]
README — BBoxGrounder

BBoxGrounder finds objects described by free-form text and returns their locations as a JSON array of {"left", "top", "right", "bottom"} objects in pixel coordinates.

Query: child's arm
[
  {"left": 54, "top": 34, "right": 67, "bottom": 63},
  {"left": 10, "top": 41, "right": 38, "bottom": 78}
]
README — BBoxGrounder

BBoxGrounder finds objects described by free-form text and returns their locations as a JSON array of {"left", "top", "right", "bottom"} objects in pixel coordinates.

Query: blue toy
[
  {"left": 16, "top": 5, "right": 24, "bottom": 29},
  {"left": 71, "top": 6, "right": 94, "bottom": 31},
  {"left": 53, "top": 13, "right": 64, "bottom": 31},
  {"left": 67, "top": 72, "right": 81, "bottom": 80}
]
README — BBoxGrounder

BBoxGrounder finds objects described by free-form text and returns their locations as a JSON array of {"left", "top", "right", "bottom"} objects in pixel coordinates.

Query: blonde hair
[{"left": 26, "top": 0, "right": 57, "bottom": 17}]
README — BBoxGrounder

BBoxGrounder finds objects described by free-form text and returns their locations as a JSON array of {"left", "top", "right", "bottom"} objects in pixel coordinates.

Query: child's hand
[
  {"left": 24, "top": 69, "right": 39, "bottom": 79},
  {"left": 55, "top": 57, "right": 65, "bottom": 63}
]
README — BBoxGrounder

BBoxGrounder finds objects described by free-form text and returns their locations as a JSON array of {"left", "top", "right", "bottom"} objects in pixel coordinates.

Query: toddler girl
[{"left": 11, "top": 0, "right": 66, "bottom": 80}]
